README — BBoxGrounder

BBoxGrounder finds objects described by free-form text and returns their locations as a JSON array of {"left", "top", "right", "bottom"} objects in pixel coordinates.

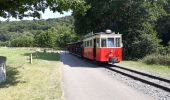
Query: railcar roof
[
  {"left": 67, "top": 41, "right": 82, "bottom": 45},
  {"left": 84, "top": 32, "right": 122, "bottom": 39}
]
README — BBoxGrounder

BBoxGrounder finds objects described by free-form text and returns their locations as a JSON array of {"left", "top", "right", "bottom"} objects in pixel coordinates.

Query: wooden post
[
  {"left": 30, "top": 54, "right": 32, "bottom": 64},
  {"left": 0, "top": 56, "right": 7, "bottom": 83}
]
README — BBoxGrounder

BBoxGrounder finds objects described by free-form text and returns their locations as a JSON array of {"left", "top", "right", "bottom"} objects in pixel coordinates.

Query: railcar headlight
[{"left": 121, "top": 43, "right": 123, "bottom": 47}]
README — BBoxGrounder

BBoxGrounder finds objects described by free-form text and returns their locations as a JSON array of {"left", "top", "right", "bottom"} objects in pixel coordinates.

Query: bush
[
  {"left": 123, "top": 32, "right": 160, "bottom": 59},
  {"left": 10, "top": 37, "right": 34, "bottom": 47},
  {"left": 142, "top": 54, "right": 170, "bottom": 66},
  {"left": 0, "top": 41, "right": 10, "bottom": 47}
]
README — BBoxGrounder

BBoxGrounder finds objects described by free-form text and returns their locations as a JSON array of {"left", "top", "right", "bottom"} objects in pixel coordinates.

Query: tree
[
  {"left": 157, "top": 15, "right": 170, "bottom": 45},
  {"left": 0, "top": 0, "right": 89, "bottom": 19},
  {"left": 73, "top": 0, "right": 168, "bottom": 59},
  {"left": 55, "top": 25, "right": 78, "bottom": 48},
  {"left": 0, "top": 16, "right": 76, "bottom": 48},
  {"left": 34, "top": 30, "right": 55, "bottom": 48},
  {"left": 156, "top": 1, "right": 170, "bottom": 45}
]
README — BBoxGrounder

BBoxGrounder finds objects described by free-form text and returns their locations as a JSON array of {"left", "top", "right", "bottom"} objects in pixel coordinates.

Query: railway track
[
  {"left": 103, "top": 64, "right": 170, "bottom": 92},
  {"left": 67, "top": 52, "right": 170, "bottom": 93}
]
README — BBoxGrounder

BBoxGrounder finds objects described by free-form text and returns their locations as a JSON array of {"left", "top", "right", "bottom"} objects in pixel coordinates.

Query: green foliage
[
  {"left": 0, "top": 0, "right": 89, "bottom": 19},
  {"left": 55, "top": 25, "right": 78, "bottom": 48},
  {"left": 142, "top": 42, "right": 170, "bottom": 66},
  {"left": 0, "top": 41, "right": 9, "bottom": 47},
  {"left": 142, "top": 54, "right": 170, "bottom": 66},
  {"left": 158, "top": 42, "right": 170, "bottom": 55},
  {"left": 34, "top": 30, "right": 55, "bottom": 48},
  {"left": 126, "top": 33, "right": 159, "bottom": 59},
  {"left": 0, "top": 16, "right": 76, "bottom": 48},
  {"left": 10, "top": 36, "right": 34, "bottom": 47},
  {"left": 0, "top": 16, "right": 74, "bottom": 36},
  {"left": 34, "top": 25, "right": 77, "bottom": 48},
  {"left": 6, "top": 31, "right": 34, "bottom": 47},
  {"left": 74, "top": 0, "right": 168, "bottom": 59},
  {"left": 156, "top": 15, "right": 170, "bottom": 45}
]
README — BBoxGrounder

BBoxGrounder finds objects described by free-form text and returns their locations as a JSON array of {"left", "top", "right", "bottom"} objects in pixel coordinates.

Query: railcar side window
[
  {"left": 84, "top": 41, "right": 86, "bottom": 47},
  {"left": 101, "top": 38, "right": 107, "bottom": 47},
  {"left": 108, "top": 38, "right": 114, "bottom": 47},
  {"left": 90, "top": 40, "right": 92, "bottom": 47},
  {"left": 116, "top": 38, "right": 121, "bottom": 47},
  {"left": 87, "top": 41, "right": 89, "bottom": 47},
  {"left": 91, "top": 40, "right": 93, "bottom": 47},
  {"left": 96, "top": 38, "right": 100, "bottom": 47}
]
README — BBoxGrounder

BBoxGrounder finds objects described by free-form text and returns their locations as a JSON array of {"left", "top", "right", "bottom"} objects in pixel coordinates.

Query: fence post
[
  {"left": 0, "top": 56, "right": 7, "bottom": 83},
  {"left": 30, "top": 54, "right": 32, "bottom": 64}
]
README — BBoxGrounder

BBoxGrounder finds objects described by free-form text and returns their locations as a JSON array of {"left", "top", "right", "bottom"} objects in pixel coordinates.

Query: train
[{"left": 67, "top": 30, "right": 123, "bottom": 64}]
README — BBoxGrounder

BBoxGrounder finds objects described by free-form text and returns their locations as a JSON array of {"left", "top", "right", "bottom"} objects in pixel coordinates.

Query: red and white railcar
[
  {"left": 83, "top": 30, "right": 123, "bottom": 63},
  {"left": 67, "top": 30, "right": 123, "bottom": 64}
]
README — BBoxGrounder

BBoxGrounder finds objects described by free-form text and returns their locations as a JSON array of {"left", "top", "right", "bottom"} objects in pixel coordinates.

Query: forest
[
  {"left": 0, "top": 0, "right": 170, "bottom": 65},
  {"left": 0, "top": 16, "right": 78, "bottom": 48}
]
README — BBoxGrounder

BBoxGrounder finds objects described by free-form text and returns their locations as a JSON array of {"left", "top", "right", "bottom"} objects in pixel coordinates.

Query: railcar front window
[
  {"left": 101, "top": 38, "right": 107, "bottom": 47},
  {"left": 108, "top": 38, "right": 114, "bottom": 47},
  {"left": 116, "top": 38, "right": 121, "bottom": 47}
]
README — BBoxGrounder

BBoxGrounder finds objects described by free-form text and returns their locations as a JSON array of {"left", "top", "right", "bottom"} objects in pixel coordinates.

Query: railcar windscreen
[{"left": 108, "top": 38, "right": 114, "bottom": 47}]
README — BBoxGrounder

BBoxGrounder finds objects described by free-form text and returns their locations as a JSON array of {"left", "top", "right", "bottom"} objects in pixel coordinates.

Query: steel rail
[
  {"left": 104, "top": 66, "right": 170, "bottom": 92},
  {"left": 112, "top": 65, "right": 170, "bottom": 84}
]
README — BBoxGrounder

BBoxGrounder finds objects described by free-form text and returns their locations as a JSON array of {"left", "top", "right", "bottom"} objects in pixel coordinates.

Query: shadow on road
[{"left": 60, "top": 52, "right": 105, "bottom": 68}]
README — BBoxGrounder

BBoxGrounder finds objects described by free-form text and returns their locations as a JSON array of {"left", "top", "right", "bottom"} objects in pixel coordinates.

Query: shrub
[
  {"left": 0, "top": 41, "right": 10, "bottom": 47},
  {"left": 124, "top": 33, "right": 160, "bottom": 59},
  {"left": 10, "top": 37, "right": 34, "bottom": 47},
  {"left": 142, "top": 54, "right": 170, "bottom": 66}
]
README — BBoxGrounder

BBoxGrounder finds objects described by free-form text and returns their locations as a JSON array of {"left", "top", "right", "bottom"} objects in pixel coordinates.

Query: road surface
[{"left": 60, "top": 52, "right": 153, "bottom": 100}]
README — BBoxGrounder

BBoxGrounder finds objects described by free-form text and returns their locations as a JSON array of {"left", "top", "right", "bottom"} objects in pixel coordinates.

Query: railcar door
[
  {"left": 81, "top": 41, "right": 84, "bottom": 57},
  {"left": 93, "top": 38, "right": 96, "bottom": 60}
]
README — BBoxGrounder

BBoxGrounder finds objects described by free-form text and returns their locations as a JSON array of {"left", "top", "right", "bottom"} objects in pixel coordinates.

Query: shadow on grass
[
  {"left": 0, "top": 66, "right": 21, "bottom": 88},
  {"left": 24, "top": 51, "right": 60, "bottom": 61}
]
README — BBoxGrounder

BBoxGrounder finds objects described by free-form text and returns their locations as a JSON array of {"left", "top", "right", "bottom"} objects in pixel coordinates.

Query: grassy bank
[
  {"left": 0, "top": 48, "right": 63, "bottom": 100},
  {"left": 119, "top": 61, "right": 170, "bottom": 77}
]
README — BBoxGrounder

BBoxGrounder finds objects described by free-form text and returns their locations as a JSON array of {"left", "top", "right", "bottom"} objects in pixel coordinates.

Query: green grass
[
  {"left": 0, "top": 47, "right": 63, "bottom": 100},
  {"left": 120, "top": 61, "right": 170, "bottom": 77}
]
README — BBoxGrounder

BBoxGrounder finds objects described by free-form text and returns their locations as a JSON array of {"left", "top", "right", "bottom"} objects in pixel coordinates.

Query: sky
[{"left": 0, "top": 8, "right": 72, "bottom": 21}]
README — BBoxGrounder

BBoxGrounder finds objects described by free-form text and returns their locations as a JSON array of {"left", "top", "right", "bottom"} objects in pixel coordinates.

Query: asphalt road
[{"left": 60, "top": 52, "right": 153, "bottom": 100}]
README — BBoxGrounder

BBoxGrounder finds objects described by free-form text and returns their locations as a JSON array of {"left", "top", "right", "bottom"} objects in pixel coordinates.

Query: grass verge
[
  {"left": 119, "top": 61, "right": 170, "bottom": 77},
  {"left": 0, "top": 47, "right": 63, "bottom": 100}
]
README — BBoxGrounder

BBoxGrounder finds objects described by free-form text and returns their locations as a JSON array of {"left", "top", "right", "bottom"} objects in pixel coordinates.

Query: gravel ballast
[{"left": 102, "top": 64, "right": 170, "bottom": 100}]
